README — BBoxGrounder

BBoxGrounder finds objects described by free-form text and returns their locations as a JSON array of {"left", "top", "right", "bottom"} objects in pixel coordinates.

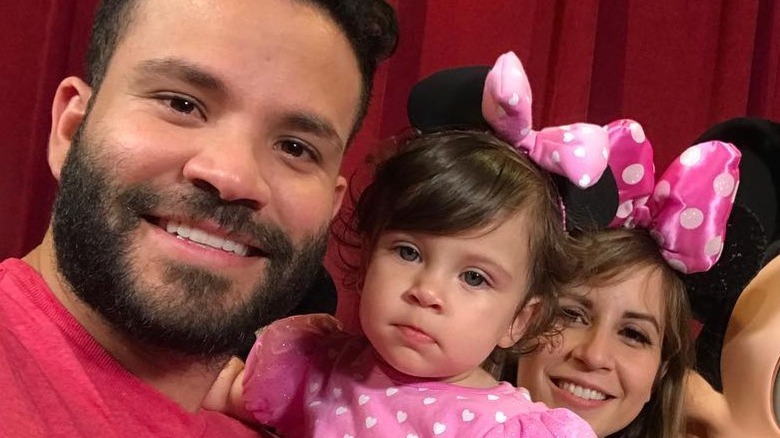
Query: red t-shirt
[{"left": 0, "top": 259, "right": 269, "bottom": 437}]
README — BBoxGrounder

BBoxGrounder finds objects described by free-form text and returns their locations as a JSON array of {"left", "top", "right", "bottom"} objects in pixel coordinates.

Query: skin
[
  {"left": 360, "top": 213, "right": 537, "bottom": 388},
  {"left": 517, "top": 266, "right": 665, "bottom": 437},
  {"left": 23, "top": 0, "right": 359, "bottom": 411}
]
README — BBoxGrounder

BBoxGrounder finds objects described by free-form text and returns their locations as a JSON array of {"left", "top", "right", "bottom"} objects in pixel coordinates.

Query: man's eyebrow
[
  {"left": 279, "top": 112, "right": 345, "bottom": 152},
  {"left": 134, "top": 58, "right": 226, "bottom": 94}
]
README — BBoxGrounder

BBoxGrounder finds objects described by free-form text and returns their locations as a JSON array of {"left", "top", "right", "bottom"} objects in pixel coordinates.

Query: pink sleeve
[
  {"left": 242, "top": 314, "right": 342, "bottom": 427},
  {"left": 487, "top": 408, "right": 597, "bottom": 438}
]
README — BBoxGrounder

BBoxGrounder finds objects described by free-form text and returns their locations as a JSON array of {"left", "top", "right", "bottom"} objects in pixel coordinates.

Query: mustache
[{"left": 118, "top": 183, "right": 292, "bottom": 256}]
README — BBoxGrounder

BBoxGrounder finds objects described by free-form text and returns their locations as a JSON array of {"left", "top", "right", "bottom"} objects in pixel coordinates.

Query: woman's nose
[{"left": 570, "top": 327, "right": 615, "bottom": 370}]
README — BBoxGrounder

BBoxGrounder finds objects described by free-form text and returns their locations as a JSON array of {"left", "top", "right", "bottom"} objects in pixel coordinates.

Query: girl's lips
[{"left": 395, "top": 324, "right": 436, "bottom": 344}]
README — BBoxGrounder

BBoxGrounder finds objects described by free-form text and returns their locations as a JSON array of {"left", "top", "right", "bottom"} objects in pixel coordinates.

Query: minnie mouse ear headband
[
  {"left": 606, "top": 122, "right": 741, "bottom": 274},
  {"left": 408, "top": 52, "right": 619, "bottom": 231}
]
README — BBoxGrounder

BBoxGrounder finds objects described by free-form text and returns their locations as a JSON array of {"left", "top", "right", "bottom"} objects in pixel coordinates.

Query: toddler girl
[{"left": 206, "top": 130, "right": 596, "bottom": 437}]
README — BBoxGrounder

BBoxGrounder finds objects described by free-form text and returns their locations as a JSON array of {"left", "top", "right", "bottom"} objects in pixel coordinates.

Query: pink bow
[
  {"left": 606, "top": 119, "right": 741, "bottom": 273},
  {"left": 482, "top": 52, "right": 610, "bottom": 188}
]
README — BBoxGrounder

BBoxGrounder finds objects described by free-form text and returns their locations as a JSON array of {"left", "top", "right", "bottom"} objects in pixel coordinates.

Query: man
[{"left": 0, "top": 0, "right": 397, "bottom": 436}]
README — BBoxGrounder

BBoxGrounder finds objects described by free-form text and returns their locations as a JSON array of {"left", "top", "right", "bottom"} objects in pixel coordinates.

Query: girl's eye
[
  {"left": 559, "top": 307, "right": 586, "bottom": 325},
  {"left": 395, "top": 245, "right": 420, "bottom": 262},
  {"left": 621, "top": 327, "right": 652, "bottom": 346},
  {"left": 461, "top": 270, "right": 487, "bottom": 287}
]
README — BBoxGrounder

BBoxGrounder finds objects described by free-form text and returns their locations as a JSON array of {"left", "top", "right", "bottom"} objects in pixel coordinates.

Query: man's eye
[
  {"left": 279, "top": 139, "right": 316, "bottom": 160},
  {"left": 395, "top": 245, "right": 419, "bottom": 262},
  {"left": 167, "top": 96, "right": 198, "bottom": 115},
  {"left": 461, "top": 270, "right": 487, "bottom": 287}
]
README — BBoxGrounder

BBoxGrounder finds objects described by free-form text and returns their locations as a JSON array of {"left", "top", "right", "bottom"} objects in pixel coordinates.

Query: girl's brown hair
[
  {"left": 570, "top": 228, "right": 693, "bottom": 438},
  {"left": 337, "top": 130, "right": 572, "bottom": 353}
]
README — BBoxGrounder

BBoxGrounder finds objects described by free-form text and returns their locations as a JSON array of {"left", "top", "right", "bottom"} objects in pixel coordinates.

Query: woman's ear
[
  {"left": 498, "top": 297, "right": 540, "bottom": 348},
  {"left": 49, "top": 76, "right": 92, "bottom": 182}
]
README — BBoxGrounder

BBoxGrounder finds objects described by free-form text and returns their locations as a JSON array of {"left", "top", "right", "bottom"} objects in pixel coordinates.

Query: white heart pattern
[
  {"left": 335, "top": 406, "right": 348, "bottom": 416},
  {"left": 386, "top": 387, "right": 399, "bottom": 397},
  {"left": 332, "top": 387, "right": 342, "bottom": 398},
  {"left": 407, "top": 435, "right": 419, "bottom": 438},
  {"left": 396, "top": 410, "right": 408, "bottom": 423},
  {"left": 462, "top": 409, "right": 475, "bottom": 422},
  {"left": 495, "top": 411, "right": 508, "bottom": 423},
  {"left": 487, "top": 394, "right": 500, "bottom": 401},
  {"left": 358, "top": 394, "right": 369, "bottom": 405},
  {"left": 433, "top": 422, "right": 447, "bottom": 435},
  {"left": 365, "top": 416, "right": 378, "bottom": 429},
  {"left": 423, "top": 397, "right": 437, "bottom": 405}
]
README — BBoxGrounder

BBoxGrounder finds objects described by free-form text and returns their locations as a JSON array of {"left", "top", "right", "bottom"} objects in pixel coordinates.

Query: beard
[{"left": 51, "top": 124, "right": 328, "bottom": 359}]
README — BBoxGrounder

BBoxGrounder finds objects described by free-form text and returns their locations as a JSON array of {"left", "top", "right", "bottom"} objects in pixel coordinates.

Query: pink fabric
[
  {"left": 482, "top": 52, "right": 610, "bottom": 188},
  {"left": 0, "top": 258, "right": 267, "bottom": 438},
  {"left": 606, "top": 120, "right": 741, "bottom": 273},
  {"left": 244, "top": 314, "right": 596, "bottom": 437}
]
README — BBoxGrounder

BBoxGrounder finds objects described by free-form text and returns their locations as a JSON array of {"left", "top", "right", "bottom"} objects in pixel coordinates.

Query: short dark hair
[
  {"left": 85, "top": 0, "right": 398, "bottom": 137},
  {"left": 341, "top": 130, "right": 571, "bottom": 351}
]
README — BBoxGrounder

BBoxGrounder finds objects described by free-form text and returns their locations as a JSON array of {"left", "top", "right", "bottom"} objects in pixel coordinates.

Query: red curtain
[{"left": 1, "top": 1, "right": 777, "bottom": 328}]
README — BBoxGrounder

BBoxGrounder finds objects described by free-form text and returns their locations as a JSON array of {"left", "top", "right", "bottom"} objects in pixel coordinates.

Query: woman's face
[{"left": 516, "top": 265, "right": 665, "bottom": 437}]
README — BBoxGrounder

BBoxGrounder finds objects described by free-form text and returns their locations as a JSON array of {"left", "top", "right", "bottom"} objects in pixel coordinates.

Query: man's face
[{"left": 51, "top": 0, "right": 360, "bottom": 357}]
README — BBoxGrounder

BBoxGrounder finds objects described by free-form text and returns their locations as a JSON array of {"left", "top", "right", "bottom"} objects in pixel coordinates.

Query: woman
[{"left": 513, "top": 229, "right": 692, "bottom": 437}]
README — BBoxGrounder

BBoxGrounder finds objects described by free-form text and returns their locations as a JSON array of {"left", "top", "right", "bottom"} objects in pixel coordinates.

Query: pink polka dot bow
[
  {"left": 607, "top": 120, "right": 741, "bottom": 273},
  {"left": 482, "top": 51, "right": 610, "bottom": 188}
]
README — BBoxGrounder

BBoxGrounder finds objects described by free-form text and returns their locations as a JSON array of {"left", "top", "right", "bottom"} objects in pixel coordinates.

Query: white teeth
[
  {"left": 559, "top": 381, "right": 606, "bottom": 401},
  {"left": 164, "top": 220, "right": 250, "bottom": 256}
]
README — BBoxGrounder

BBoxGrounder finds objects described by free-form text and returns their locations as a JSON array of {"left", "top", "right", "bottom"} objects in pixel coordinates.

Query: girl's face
[
  {"left": 516, "top": 265, "right": 665, "bottom": 437},
  {"left": 359, "top": 212, "right": 536, "bottom": 387}
]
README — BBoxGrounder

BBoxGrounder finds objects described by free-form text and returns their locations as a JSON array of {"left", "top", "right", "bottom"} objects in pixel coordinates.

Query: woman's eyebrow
[{"left": 624, "top": 311, "right": 661, "bottom": 333}]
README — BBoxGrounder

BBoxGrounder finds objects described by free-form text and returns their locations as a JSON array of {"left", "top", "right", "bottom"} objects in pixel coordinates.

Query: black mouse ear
[
  {"left": 408, "top": 65, "right": 492, "bottom": 133},
  {"left": 553, "top": 168, "right": 619, "bottom": 231},
  {"left": 407, "top": 65, "right": 618, "bottom": 230},
  {"left": 693, "top": 117, "right": 780, "bottom": 241}
]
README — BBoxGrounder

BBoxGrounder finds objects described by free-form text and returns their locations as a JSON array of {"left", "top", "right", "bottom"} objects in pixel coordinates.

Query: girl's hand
[{"left": 202, "top": 356, "right": 255, "bottom": 424}]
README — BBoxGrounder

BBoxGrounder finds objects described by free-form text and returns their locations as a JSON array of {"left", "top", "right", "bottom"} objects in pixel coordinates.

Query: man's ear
[
  {"left": 49, "top": 76, "right": 92, "bottom": 182},
  {"left": 498, "top": 297, "right": 540, "bottom": 348},
  {"left": 330, "top": 175, "right": 348, "bottom": 220}
]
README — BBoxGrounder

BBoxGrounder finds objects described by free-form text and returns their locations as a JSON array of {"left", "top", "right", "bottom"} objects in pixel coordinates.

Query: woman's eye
[
  {"left": 461, "top": 270, "right": 487, "bottom": 287},
  {"left": 396, "top": 245, "right": 419, "bottom": 262},
  {"left": 621, "top": 327, "right": 652, "bottom": 346},
  {"left": 560, "top": 307, "right": 586, "bottom": 325}
]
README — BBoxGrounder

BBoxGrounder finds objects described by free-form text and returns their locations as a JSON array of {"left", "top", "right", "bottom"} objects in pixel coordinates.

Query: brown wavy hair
[{"left": 570, "top": 228, "right": 693, "bottom": 438}]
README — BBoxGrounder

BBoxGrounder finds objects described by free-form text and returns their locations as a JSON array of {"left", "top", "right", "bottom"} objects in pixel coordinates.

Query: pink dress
[{"left": 243, "top": 314, "right": 595, "bottom": 437}]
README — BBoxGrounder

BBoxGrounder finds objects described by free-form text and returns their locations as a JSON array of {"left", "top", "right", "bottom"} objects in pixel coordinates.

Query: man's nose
[{"left": 182, "top": 137, "right": 270, "bottom": 209}]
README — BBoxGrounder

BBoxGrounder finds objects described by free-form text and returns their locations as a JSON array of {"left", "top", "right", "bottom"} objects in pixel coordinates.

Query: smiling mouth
[
  {"left": 148, "top": 217, "right": 265, "bottom": 257},
  {"left": 553, "top": 379, "right": 609, "bottom": 401}
]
